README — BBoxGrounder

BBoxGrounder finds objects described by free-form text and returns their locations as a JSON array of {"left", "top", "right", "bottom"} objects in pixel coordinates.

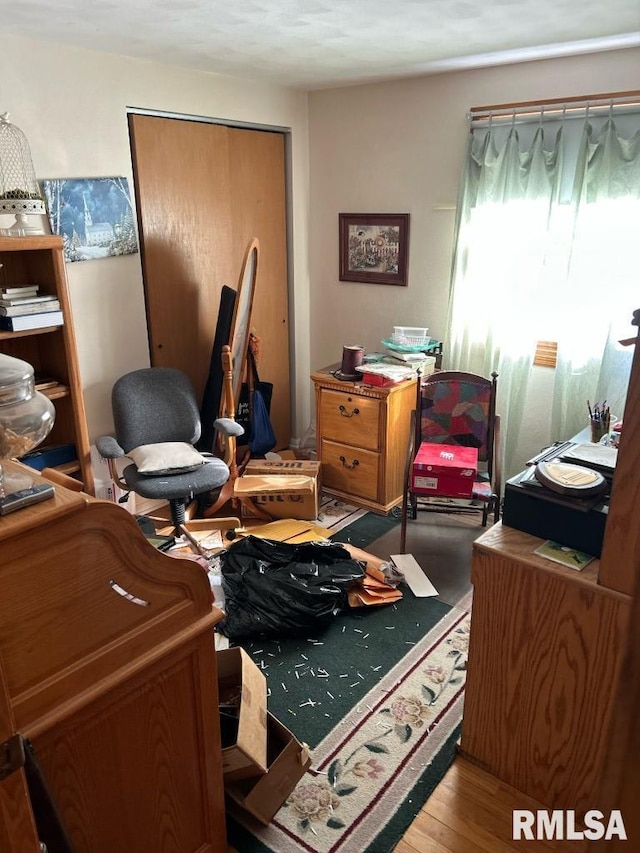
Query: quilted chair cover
[
  {"left": 399, "top": 370, "right": 501, "bottom": 553},
  {"left": 419, "top": 378, "right": 493, "bottom": 461}
]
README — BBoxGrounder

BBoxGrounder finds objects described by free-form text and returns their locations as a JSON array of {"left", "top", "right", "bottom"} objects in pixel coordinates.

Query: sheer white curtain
[
  {"left": 447, "top": 110, "right": 640, "bottom": 479},
  {"left": 551, "top": 119, "right": 640, "bottom": 439}
]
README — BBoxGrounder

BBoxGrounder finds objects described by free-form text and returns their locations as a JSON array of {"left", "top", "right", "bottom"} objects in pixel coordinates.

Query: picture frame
[
  {"left": 339, "top": 213, "right": 409, "bottom": 286},
  {"left": 42, "top": 177, "right": 138, "bottom": 263}
]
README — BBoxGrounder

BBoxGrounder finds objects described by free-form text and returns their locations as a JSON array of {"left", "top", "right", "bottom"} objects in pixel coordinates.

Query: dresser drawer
[
  {"left": 319, "top": 390, "right": 381, "bottom": 451},
  {"left": 321, "top": 439, "right": 380, "bottom": 502}
]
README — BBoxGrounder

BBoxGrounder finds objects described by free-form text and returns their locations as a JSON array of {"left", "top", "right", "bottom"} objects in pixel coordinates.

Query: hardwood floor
[{"left": 396, "top": 756, "right": 587, "bottom": 852}]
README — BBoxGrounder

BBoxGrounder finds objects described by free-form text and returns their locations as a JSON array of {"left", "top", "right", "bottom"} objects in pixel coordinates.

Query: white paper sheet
[{"left": 390, "top": 553, "right": 439, "bottom": 597}]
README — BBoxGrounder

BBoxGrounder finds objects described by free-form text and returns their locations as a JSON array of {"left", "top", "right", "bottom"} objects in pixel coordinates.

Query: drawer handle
[
  {"left": 339, "top": 455, "right": 359, "bottom": 470},
  {"left": 338, "top": 404, "right": 360, "bottom": 418}
]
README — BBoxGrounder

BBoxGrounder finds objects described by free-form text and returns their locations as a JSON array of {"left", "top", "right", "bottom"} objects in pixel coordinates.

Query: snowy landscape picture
[{"left": 43, "top": 177, "right": 138, "bottom": 262}]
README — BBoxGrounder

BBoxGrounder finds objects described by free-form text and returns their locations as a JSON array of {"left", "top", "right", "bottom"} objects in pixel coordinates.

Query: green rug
[
  {"left": 329, "top": 511, "right": 400, "bottom": 549},
  {"left": 317, "top": 493, "right": 400, "bottom": 549},
  {"left": 226, "top": 576, "right": 469, "bottom": 852}
]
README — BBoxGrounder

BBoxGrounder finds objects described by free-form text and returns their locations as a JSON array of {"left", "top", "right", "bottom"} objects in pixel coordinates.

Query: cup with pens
[{"left": 588, "top": 400, "right": 611, "bottom": 444}]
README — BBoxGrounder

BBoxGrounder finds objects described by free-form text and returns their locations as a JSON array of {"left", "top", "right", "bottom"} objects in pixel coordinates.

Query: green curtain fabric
[
  {"left": 551, "top": 119, "right": 640, "bottom": 439},
  {"left": 447, "top": 116, "right": 639, "bottom": 480},
  {"left": 447, "top": 124, "right": 563, "bottom": 478}
]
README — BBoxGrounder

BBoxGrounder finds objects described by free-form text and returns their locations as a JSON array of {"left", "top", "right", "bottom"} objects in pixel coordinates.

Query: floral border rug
[
  {"left": 229, "top": 604, "right": 469, "bottom": 853},
  {"left": 316, "top": 493, "right": 369, "bottom": 534}
]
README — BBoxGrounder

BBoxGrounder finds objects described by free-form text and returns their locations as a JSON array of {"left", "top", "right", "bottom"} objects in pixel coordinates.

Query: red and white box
[{"left": 411, "top": 443, "right": 478, "bottom": 498}]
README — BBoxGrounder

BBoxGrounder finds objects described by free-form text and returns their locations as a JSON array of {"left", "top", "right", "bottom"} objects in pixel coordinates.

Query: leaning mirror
[{"left": 229, "top": 238, "right": 259, "bottom": 406}]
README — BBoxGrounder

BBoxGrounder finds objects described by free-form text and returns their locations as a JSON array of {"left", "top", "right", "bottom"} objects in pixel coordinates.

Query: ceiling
[{"left": 4, "top": 0, "right": 639, "bottom": 90}]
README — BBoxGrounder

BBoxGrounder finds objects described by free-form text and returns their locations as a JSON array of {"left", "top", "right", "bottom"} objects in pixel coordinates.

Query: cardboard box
[
  {"left": 225, "top": 711, "right": 312, "bottom": 825},
  {"left": 412, "top": 442, "right": 478, "bottom": 498},
  {"left": 236, "top": 460, "right": 321, "bottom": 520},
  {"left": 217, "top": 647, "right": 268, "bottom": 781}
]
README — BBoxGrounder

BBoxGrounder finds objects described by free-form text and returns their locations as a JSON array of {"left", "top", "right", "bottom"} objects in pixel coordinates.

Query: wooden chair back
[{"left": 415, "top": 370, "right": 498, "bottom": 476}]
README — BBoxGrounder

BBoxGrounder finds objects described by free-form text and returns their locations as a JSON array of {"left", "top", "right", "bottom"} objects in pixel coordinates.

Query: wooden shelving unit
[{"left": 0, "top": 236, "right": 94, "bottom": 494}]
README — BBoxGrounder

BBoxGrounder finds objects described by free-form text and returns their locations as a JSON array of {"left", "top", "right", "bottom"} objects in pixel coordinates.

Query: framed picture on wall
[
  {"left": 42, "top": 176, "right": 138, "bottom": 263},
  {"left": 339, "top": 213, "right": 409, "bottom": 286}
]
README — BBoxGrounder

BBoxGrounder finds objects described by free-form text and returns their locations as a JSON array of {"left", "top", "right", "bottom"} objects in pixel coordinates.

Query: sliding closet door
[
  {"left": 128, "top": 114, "right": 290, "bottom": 447},
  {"left": 227, "top": 127, "right": 289, "bottom": 446}
]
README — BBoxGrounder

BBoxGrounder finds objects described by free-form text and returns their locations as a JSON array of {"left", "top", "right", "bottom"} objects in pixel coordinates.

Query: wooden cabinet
[
  {"left": 311, "top": 366, "right": 416, "bottom": 513},
  {"left": 459, "top": 522, "right": 630, "bottom": 814},
  {"left": 460, "top": 315, "right": 640, "bottom": 817},
  {"left": 0, "top": 461, "right": 227, "bottom": 851},
  {"left": 0, "top": 236, "right": 94, "bottom": 494}
]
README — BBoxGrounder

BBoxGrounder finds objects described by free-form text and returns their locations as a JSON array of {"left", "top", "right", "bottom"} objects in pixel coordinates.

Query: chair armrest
[
  {"left": 214, "top": 417, "right": 245, "bottom": 438},
  {"left": 94, "top": 435, "right": 129, "bottom": 491},
  {"left": 95, "top": 435, "right": 126, "bottom": 459}
]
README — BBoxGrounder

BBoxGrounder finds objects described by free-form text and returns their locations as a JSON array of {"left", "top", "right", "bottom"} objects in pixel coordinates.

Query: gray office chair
[{"left": 96, "top": 367, "right": 243, "bottom": 531}]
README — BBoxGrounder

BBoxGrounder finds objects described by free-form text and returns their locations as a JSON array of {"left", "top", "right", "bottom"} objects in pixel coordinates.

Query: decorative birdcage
[{"left": 0, "top": 113, "right": 45, "bottom": 231}]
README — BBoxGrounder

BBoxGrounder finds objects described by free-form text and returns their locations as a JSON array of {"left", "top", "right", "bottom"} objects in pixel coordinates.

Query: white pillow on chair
[{"left": 128, "top": 442, "right": 207, "bottom": 476}]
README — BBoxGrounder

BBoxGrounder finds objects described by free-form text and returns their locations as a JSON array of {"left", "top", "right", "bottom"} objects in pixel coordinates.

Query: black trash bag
[{"left": 219, "top": 535, "right": 365, "bottom": 640}]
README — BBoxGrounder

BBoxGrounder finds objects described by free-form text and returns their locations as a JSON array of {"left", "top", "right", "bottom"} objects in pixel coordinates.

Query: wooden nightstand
[{"left": 311, "top": 365, "right": 416, "bottom": 514}]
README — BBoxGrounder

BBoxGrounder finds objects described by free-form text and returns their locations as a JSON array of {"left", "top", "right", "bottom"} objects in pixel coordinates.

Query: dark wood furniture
[{"left": 0, "top": 462, "right": 227, "bottom": 851}]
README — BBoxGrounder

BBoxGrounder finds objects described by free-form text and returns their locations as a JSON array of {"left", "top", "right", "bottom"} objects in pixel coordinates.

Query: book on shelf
[
  {"left": 34, "top": 377, "right": 61, "bottom": 391},
  {"left": 0, "top": 285, "right": 40, "bottom": 297},
  {"left": 0, "top": 299, "right": 61, "bottom": 317},
  {"left": 0, "top": 293, "right": 57, "bottom": 307},
  {"left": 0, "top": 310, "right": 64, "bottom": 331}
]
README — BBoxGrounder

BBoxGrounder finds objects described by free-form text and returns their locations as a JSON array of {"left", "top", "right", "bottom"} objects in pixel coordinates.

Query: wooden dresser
[
  {"left": 311, "top": 365, "right": 416, "bottom": 514},
  {"left": 460, "top": 315, "right": 640, "bottom": 819},
  {"left": 0, "top": 462, "right": 227, "bottom": 852}
]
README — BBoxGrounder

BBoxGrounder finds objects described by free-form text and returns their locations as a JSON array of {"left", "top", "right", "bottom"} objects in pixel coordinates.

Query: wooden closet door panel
[
  {"left": 130, "top": 115, "right": 291, "bottom": 447},
  {"left": 129, "top": 115, "right": 235, "bottom": 401},
  {"left": 228, "top": 128, "right": 290, "bottom": 447}
]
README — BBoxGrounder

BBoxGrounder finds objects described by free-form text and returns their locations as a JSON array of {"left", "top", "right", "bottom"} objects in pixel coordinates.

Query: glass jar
[{"left": 0, "top": 353, "right": 55, "bottom": 495}]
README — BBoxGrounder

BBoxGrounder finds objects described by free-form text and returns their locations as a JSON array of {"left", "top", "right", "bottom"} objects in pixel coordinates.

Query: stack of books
[{"left": 0, "top": 285, "right": 63, "bottom": 331}]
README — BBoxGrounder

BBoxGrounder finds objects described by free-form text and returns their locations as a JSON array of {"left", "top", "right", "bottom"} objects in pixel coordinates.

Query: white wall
[
  {"left": 308, "top": 48, "right": 639, "bottom": 469},
  {"left": 1, "top": 36, "right": 637, "bottom": 472},
  {"left": 0, "top": 34, "right": 311, "bottom": 444}
]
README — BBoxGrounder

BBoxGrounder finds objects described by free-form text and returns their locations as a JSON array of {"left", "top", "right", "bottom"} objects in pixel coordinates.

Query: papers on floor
[
  {"left": 241, "top": 518, "right": 333, "bottom": 543},
  {"left": 390, "top": 553, "right": 439, "bottom": 597}
]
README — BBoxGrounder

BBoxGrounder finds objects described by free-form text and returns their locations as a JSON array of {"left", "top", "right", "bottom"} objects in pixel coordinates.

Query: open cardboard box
[
  {"left": 235, "top": 467, "right": 320, "bottom": 520},
  {"left": 225, "top": 710, "right": 312, "bottom": 825},
  {"left": 217, "top": 647, "right": 268, "bottom": 781}
]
